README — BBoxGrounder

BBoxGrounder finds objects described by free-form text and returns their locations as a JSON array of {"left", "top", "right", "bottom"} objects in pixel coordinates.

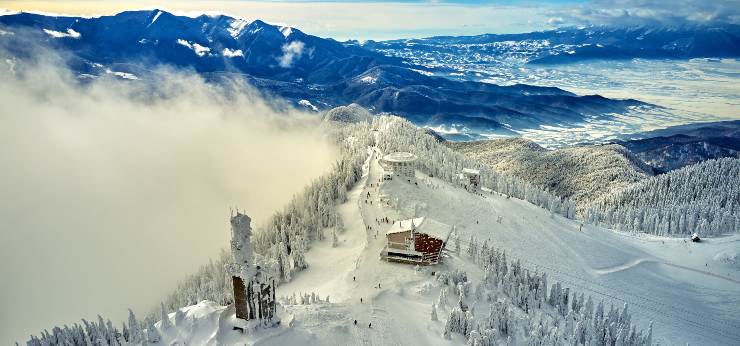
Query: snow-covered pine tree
[
  {"left": 146, "top": 317, "right": 160, "bottom": 343},
  {"left": 127, "top": 309, "right": 143, "bottom": 343},
  {"left": 160, "top": 303, "right": 172, "bottom": 330}
]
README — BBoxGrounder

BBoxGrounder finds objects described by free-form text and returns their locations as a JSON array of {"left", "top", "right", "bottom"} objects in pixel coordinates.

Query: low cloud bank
[
  {"left": 547, "top": 0, "right": 740, "bottom": 28},
  {"left": 0, "top": 47, "right": 337, "bottom": 344}
]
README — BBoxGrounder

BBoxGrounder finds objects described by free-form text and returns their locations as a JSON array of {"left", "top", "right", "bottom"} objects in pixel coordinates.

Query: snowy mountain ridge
[{"left": 0, "top": 9, "right": 646, "bottom": 136}]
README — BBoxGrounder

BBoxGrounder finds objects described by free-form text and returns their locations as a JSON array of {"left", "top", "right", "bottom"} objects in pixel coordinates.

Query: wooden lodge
[{"left": 381, "top": 217, "right": 452, "bottom": 265}]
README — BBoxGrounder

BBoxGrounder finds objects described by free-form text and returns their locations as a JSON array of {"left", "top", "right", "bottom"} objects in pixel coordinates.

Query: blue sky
[{"left": 2, "top": 0, "right": 738, "bottom": 39}]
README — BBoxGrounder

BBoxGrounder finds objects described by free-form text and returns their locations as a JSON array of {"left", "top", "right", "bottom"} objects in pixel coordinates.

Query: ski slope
[
  {"left": 370, "top": 156, "right": 740, "bottom": 345},
  {"left": 153, "top": 145, "right": 740, "bottom": 345}
]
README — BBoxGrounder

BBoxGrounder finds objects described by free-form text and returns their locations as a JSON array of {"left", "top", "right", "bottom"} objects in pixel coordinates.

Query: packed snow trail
[
  {"left": 275, "top": 146, "right": 457, "bottom": 345},
  {"left": 594, "top": 257, "right": 740, "bottom": 284}
]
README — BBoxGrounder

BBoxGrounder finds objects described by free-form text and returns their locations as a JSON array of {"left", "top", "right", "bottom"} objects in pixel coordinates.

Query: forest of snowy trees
[
  {"left": 447, "top": 138, "right": 654, "bottom": 211},
  {"left": 154, "top": 121, "right": 374, "bottom": 317},
  {"left": 25, "top": 307, "right": 167, "bottom": 346},
  {"left": 584, "top": 158, "right": 740, "bottom": 236},
  {"left": 438, "top": 237, "right": 653, "bottom": 346},
  {"left": 373, "top": 116, "right": 578, "bottom": 219}
]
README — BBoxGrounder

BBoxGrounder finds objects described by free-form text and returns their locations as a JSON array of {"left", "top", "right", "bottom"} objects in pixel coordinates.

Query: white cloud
[
  {"left": 298, "top": 99, "right": 318, "bottom": 112},
  {"left": 278, "top": 41, "right": 305, "bottom": 68},
  {"left": 0, "top": 44, "right": 337, "bottom": 345},
  {"left": 43, "top": 28, "right": 81, "bottom": 39},
  {"left": 547, "top": 0, "right": 740, "bottom": 27},
  {"left": 176, "top": 39, "right": 211, "bottom": 57},
  {"left": 104, "top": 68, "right": 138, "bottom": 80},
  {"left": 222, "top": 47, "right": 243, "bottom": 58}
]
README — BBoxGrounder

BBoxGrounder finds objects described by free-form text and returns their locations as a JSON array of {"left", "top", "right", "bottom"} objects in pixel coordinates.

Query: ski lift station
[
  {"left": 380, "top": 152, "right": 417, "bottom": 179},
  {"left": 460, "top": 168, "right": 481, "bottom": 191},
  {"left": 380, "top": 217, "right": 452, "bottom": 265}
]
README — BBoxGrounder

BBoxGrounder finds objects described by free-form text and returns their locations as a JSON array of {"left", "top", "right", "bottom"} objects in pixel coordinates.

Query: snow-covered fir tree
[
  {"left": 160, "top": 302, "right": 172, "bottom": 330},
  {"left": 438, "top": 238, "right": 654, "bottom": 345},
  {"left": 585, "top": 158, "right": 739, "bottom": 236}
]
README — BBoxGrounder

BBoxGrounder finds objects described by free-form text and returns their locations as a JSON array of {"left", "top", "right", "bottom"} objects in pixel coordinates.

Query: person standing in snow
[
  {"left": 369, "top": 323, "right": 372, "bottom": 328},
  {"left": 360, "top": 298, "right": 363, "bottom": 303},
  {"left": 354, "top": 320, "right": 357, "bottom": 326}
]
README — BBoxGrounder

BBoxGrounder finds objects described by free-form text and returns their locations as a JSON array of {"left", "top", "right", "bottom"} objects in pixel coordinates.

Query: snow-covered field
[
  {"left": 412, "top": 57, "right": 740, "bottom": 147},
  {"left": 151, "top": 143, "right": 739, "bottom": 345}
]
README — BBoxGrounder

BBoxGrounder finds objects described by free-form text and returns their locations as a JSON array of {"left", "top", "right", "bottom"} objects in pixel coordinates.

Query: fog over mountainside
[
  {"left": 447, "top": 138, "right": 654, "bottom": 210},
  {"left": 0, "top": 46, "right": 338, "bottom": 345}
]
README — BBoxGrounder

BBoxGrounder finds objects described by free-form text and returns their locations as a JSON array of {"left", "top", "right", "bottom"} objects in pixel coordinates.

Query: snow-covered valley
[
  {"left": 370, "top": 36, "right": 740, "bottom": 147},
  {"left": 110, "top": 126, "right": 740, "bottom": 346}
]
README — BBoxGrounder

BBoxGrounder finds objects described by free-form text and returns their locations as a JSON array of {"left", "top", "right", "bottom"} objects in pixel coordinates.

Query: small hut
[
  {"left": 381, "top": 217, "right": 451, "bottom": 265},
  {"left": 460, "top": 168, "right": 481, "bottom": 192}
]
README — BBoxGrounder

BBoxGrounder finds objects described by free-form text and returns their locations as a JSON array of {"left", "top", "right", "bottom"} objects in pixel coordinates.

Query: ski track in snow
[{"left": 592, "top": 258, "right": 655, "bottom": 275}]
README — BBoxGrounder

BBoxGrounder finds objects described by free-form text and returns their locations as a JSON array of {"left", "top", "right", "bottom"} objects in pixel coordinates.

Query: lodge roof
[
  {"left": 386, "top": 217, "right": 452, "bottom": 241},
  {"left": 462, "top": 168, "right": 480, "bottom": 175},
  {"left": 382, "top": 152, "right": 418, "bottom": 163}
]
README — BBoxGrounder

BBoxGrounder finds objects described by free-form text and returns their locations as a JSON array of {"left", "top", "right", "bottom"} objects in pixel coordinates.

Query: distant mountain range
[
  {"left": 0, "top": 10, "right": 646, "bottom": 134},
  {"left": 360, "top": 25, "right": 740, "bottom": 65},
  {"left": 613, "top": 120, "right": 740, "bottom": 173}
]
